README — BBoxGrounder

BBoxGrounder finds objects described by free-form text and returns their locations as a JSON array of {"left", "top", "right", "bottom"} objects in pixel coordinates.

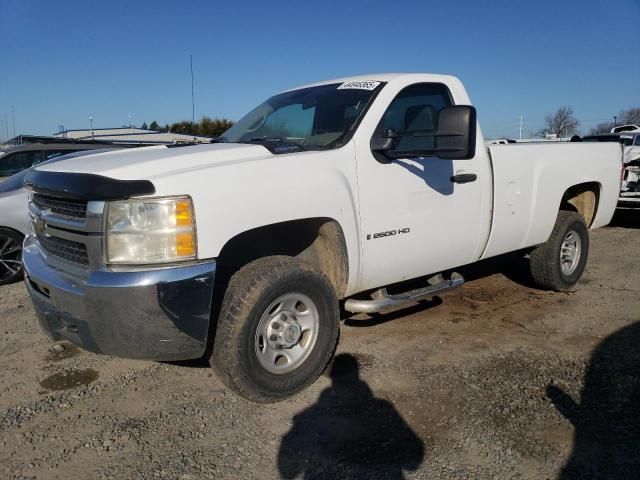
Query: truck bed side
[{"left": 481, "top": 142, "right": 621, "bottom": 260}]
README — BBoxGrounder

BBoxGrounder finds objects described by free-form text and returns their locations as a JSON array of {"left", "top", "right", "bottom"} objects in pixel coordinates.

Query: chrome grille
[
  {"left": 33, "top": 194, "right": 87, "bottom": 219},
  {"left": 38, "top": 235, "right": 89, "bottom": 266}
]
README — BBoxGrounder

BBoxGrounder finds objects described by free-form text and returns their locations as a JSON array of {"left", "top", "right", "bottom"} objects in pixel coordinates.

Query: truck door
[{"left": 355, "top": 82, "right": 485, "bottom": 290}]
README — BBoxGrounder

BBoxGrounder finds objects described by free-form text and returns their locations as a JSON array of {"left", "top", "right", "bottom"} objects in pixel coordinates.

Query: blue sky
[{"left": 1, "top": 0, "right": 638, "bottom": 140}]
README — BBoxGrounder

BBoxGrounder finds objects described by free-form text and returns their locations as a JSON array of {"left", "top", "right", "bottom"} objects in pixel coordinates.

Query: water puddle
[{"left": 39, "top": 368, "right": 99, "bottom": 391}]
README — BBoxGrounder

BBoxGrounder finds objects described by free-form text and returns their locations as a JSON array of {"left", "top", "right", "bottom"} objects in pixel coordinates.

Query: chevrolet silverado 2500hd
[{"left": 22, "top": 74, "right": 622, "bottom": 402}]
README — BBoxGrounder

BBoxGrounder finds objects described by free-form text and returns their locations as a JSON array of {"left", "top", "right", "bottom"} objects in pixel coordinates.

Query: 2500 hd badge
[{"left": 367, "top": 228, "right": 411, "bottom": 240}]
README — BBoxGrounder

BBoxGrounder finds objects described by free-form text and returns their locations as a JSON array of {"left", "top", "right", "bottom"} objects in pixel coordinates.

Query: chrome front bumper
[{"left": 23, "top": 234, "right": 216, "bottom": 361}]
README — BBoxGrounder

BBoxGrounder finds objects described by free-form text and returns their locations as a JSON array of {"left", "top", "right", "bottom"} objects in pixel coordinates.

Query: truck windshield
[{"left": 219, "top": 82, "right": 384, "bottom": 152}]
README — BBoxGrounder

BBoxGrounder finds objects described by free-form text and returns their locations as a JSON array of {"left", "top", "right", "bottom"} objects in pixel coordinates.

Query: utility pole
[
  {"left": 613, "top": 116, "right": 617, "bottom": 126},
  {"left": 89, "top": 116, "right": 94, "bottom": 138},
  {"left": 190, "top": 54, "right": 195, "bottom": 125},
  {"left": 519, "top": 115, "right": 523, "bottom": 140},
  {"left": 11, "top": 106, "right": 15, "bottom": 137}
]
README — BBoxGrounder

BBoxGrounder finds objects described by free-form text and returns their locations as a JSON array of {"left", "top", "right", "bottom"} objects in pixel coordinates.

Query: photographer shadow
[
  {"left": 547, "top": 322, "right": 640, "bottom": 479},
  {"left": 278, "top": 354, "right": 424, "bottom": 479}
]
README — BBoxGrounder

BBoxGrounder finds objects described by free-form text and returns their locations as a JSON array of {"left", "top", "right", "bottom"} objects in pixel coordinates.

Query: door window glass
[{"left": 375, "top": 83, "right": 453, "bottom": 152}]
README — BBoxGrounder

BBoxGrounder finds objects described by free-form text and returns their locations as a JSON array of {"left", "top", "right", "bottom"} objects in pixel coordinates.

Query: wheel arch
[
  {"left": 0, "top": 225, "right": 27, "bottom": 238},
  {"left": 215, "top": 217, "right": 349, "bottom": 299},
  {"left": 559, "top": 181, "right": 601, "bottom": 228}
]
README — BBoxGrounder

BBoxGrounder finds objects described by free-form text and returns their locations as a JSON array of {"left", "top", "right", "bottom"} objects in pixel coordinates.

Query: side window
[
  {"left": 375, "top": 83, "right": 453, "bottom": 152},
  {"left": 43, "top": 150, "right": 75, "bottom": 161},
  {"left": 41, "top": 150, "right": 76, "bottom": 163},
  {"left": 635, "top": 136, "right": 640, "bottom": 146},
  {"left": 0, "top": 151, "right": 40, "bottom": 177}
]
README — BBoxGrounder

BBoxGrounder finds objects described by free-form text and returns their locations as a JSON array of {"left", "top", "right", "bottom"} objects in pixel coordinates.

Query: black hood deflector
[{"left": 24, "top": 170, "right": 155, "bottom": 201}]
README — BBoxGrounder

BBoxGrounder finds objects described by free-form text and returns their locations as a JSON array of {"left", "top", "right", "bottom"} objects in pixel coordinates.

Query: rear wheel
[
  {"left": 529, "top": 211, "right": 589, "bottom": 291},
  {"left": 211, "top": 256, "right": 339, "bottom": 403},
  {"left": 0, "top": 228, "right": 24, "bottom": 286}
]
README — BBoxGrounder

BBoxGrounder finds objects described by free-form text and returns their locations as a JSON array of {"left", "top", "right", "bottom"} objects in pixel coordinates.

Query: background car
[
  {"left": 0, "top": 142, "right": 121, "bottom": 181},
  {"left": 0, "top": 147, "right": 137, "bottom": 285}
]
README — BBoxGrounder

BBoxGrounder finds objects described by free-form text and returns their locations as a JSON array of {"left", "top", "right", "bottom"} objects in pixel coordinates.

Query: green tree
[
  {"left": 198, "top": 116, "right": 234, "bottom": 137},
  {"left": 149, "top": 121, "right": 160, "bottom": 131},
  {"left": 167, "top": 117, "right": 234, "bottom": 137},
  {"left": 141, "top": 122, "right": 148, "bottom": 130}
]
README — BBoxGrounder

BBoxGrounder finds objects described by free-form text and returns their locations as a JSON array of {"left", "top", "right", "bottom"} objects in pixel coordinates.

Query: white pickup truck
[{"left": 22, "top": 74, "right": 621, "bottom": 402}]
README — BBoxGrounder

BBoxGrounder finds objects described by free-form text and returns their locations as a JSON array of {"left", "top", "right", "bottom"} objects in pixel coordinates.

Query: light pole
[
  {"left": 128, "top": 114, "right": 132, "bottom": 128},
  {"left": 89, "top": 116, "right": 94, "bottom": 138},
  {"left": 519, "top": 115, "right": 523, "bottom": 140},
  {"left": 613, "top": 116, "right": 617, "bottom": 127}
]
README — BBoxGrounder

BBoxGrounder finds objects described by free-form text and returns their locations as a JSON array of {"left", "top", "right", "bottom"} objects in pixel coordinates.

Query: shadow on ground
[
  {"left": 278, "top": 354, "right": 424, "bottom": 479},
  {"left": 609, "top": 209, "right": 640, "bottom": 229},
  {"left": 547, "top": 321, "right": 640, "bottom": 479}
]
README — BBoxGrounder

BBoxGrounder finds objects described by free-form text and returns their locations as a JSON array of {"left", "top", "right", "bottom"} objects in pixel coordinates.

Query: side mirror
[
  {"left": 371, "top": 135, "right": 395, "bottom": 152},
  {"left": 435, "top": 106, "right": 477, "bottom": 160}
]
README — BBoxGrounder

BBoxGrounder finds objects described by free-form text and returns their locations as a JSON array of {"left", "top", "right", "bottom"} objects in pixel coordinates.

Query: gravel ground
[{"left": 0, "top": 210, "right": 638, "bottom": 479}]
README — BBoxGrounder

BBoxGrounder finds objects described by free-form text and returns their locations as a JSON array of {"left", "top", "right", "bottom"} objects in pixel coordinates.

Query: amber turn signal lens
[
  {"left": 175, "top": 200, "right": 194, "bottom": 227},
  {"left": 176, "top": 232, "right": 196, "bottom": 257}
]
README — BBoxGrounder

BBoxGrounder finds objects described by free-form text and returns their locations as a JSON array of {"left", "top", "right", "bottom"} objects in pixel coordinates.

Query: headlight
[{"left": 106, "top": 196, "right": 197, "bottom": 264}]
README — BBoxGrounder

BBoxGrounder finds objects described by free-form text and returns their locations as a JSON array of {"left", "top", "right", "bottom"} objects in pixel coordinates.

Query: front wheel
[
  {"left": 0, "top": 228, "right": 24, "bottom": 286},
  {"left": 529, "top": 211, "right": 589, "bottom": 291},
  {"left": 211, "top": 256, "right": 339, "bottom": 403}
]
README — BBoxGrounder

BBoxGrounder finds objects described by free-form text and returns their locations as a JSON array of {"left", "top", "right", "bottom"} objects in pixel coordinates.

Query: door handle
[{"left": 450, "top": 173, "right": 477, "bottom": 184}]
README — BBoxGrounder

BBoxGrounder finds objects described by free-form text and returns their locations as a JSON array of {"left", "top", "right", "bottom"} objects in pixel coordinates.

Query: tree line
[
  {"left": 537, "top": 106, "right": 640, "bottom": 138},
  {"left": 588, "top": 108, "right": 640, "bottom": 135},
  {"left": 140, "top": 116, "right": 234, "bottom": 138}
]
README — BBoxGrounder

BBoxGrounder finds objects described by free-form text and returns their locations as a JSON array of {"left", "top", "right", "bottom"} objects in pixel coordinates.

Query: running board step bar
[{"left": 344, "top": 273, "right": 464, "bottom": 314}]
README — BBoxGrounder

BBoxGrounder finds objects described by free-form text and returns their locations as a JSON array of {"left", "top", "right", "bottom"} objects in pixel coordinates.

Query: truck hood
[{"left": 33, "top": 143, "right": 273, "bottom": 181}]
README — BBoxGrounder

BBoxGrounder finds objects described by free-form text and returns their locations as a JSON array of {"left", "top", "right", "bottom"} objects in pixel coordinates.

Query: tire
[
  {"left": 529, "top": 211, "right": 589, "bottom": 291},
  {"left": 0, "top": 228, "right": 24, "bottom": 286},
  {"left": 211, "top": 256, "right": 339, "bottom": 403}
]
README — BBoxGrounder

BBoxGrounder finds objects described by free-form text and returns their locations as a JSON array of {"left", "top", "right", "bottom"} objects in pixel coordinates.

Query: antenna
[{"left": 190, "top": 54, "right": 195, "bottom": 125}]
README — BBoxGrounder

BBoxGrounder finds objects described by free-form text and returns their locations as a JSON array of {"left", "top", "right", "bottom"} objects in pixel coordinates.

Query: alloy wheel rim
[
  {"left": 560, "top": 230, "right": 581, "bottom": 276},
  {"left": 0, "top": 235, "right": 22, "bottom": 282},
  {"left": 255, "top": 292, "right": 320, "bottom": 375}
]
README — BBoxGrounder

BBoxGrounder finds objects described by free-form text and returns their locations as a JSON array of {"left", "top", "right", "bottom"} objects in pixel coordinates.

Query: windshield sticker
[{"left": 337, "top": 81, "right": 381, "bottom": 91}]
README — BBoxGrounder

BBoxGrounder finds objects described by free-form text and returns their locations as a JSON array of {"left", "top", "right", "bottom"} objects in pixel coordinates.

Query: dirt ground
[{"left": 0, "top": 210, "right": 638, "bottom": 480}]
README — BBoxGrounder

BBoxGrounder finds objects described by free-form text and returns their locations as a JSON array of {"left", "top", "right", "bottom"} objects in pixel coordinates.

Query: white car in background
[
  {"left": 582, "top": 130, "right": 640, "bottom": 208},
  {"left": 607, "top": 124, "right": 640, "bottom": 164},
  {"left": 0, "top": 148, "right": 131, "bottom": 285}
]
